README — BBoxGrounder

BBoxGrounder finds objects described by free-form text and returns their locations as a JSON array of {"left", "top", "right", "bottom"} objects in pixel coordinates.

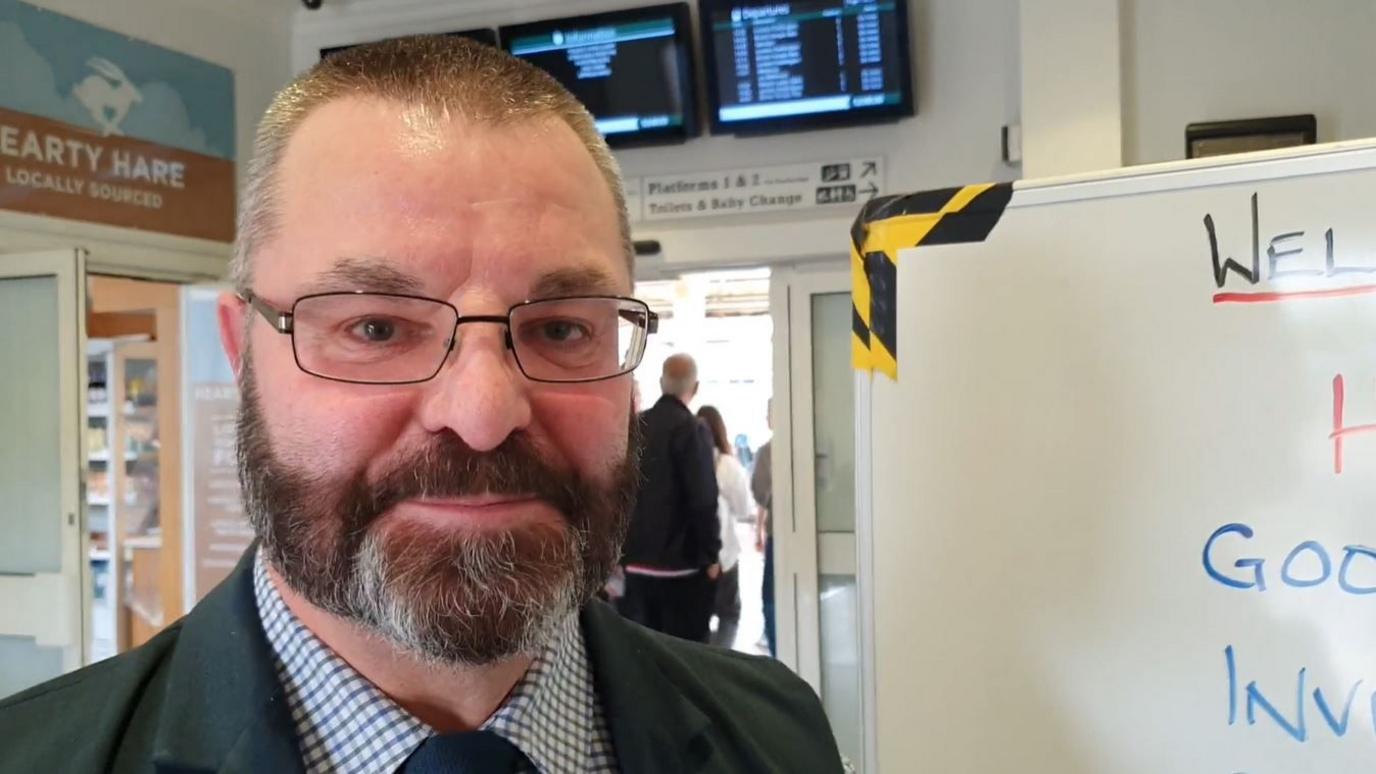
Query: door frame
[
  {"left": 772, "top": 262, "right": 879, "bottom": 771},
  {"left": 0, "top": 249, "right": 88, "bottom": 672},
  {"left": 1, "top": 247, "right": 214, "bottom": 679},
  {"left": 854, "top": 346, "right": 878, "bottom": 773},
  {"left": 90, "top": 276, "right": 186, "bottom": 630},
  {"left": 769, "top": 264, "right": 851, "bottom": 677}
]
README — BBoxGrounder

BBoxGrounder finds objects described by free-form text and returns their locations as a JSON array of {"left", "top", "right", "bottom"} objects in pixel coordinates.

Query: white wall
[
  {"left": 292, "top": 0, "right": 1021, "bottom": 273},
  {"left": 1019, "top": 0, "right": 1120, "bottom": 178},
  {"left": 1122, "top": 0, "right": 1376, "bottom": 166},
  {"left": 2, "top": 0, "right": 293, "bottom": 279}
]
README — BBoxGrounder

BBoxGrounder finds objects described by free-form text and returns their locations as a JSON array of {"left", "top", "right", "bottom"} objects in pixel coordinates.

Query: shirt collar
[{"left": 252, "top": 549, "right": 609, "bottom": 773}]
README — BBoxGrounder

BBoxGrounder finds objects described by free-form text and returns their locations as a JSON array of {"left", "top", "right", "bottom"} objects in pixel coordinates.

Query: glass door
[
  {"left": 811, "top": 290, "right": 862, "bottom": 769},
  {"left": 0, "top": 249, "right": 87, "bottom": 697},
  {"left": 86, "top": 275, "right": 184, "bottom": 651},
  {"left": 771, "top": 265, "right": 870, "bottom": 772},
  {"left": 115, "top": 342, "right": 165, "bottom": 648}
]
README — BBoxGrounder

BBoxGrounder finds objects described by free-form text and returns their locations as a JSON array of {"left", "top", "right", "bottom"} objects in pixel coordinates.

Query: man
[
  {"left": 751, "top": 398, "right": 777, "bottom": 658},
  {"left": 0, "top": 38, "right": 841, "bottom": 774},
  {"left": 620, "top": 355, "right": 721, "bottom": 642},
  {"left": 752, "top": 436, "right": 776, "bottom": 658}
]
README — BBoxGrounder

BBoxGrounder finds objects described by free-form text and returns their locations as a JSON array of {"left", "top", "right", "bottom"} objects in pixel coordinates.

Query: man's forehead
[
  {"left": 294, "top": 256, "right": 625, "bottom": 300},
  {"left": 260, "top": 96, "right": 629, "bottom": 298},
  {"left": 287, "top": 94, "right": 588, "bottom": 177},
  {"left": 271, "top": 98, "right": 626, "bottom": 245}
]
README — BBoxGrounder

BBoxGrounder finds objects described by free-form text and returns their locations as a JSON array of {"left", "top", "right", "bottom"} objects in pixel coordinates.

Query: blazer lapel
[
  {"left": 581, "top": 601, "right": 717, "bottom": 774},
  {"left": 150, "top": 548, "right": 304, "bottom": 774}
]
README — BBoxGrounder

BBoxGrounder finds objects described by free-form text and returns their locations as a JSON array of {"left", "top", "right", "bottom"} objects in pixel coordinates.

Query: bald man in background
[{"left": 620, "top": 354, "right": 722, "bottom": 642}]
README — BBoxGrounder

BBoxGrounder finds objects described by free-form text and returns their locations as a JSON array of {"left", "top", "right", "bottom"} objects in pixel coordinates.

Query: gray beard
[
  {"left": 235, "top": 353, "right": 641, "bottom": 666},
  {"left": 345, "top": 521, "right": 583, "bottom": 665}
]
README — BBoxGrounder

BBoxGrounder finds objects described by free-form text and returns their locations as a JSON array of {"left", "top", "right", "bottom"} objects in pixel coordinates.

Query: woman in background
[{"left": 697, "top": 405, "right": 754, "bottom": 649}]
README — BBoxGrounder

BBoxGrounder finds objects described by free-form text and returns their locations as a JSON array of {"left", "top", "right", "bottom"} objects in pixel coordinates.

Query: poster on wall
[
  {"left": 0, "top": 0, "right": 235, "bottom": 242},
  {"left": 181, "top": 287, "right": 249, "bottom": 603}
]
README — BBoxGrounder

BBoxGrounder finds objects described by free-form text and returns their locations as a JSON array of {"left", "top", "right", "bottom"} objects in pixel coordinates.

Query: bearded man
[{"left": 0, "top": 36, "right": 841, "bottom": 774}]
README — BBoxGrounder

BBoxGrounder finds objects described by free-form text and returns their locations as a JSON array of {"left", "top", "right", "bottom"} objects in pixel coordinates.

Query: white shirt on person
[{"left": 714, "top": 451, "right": 755, "bottom": 572}]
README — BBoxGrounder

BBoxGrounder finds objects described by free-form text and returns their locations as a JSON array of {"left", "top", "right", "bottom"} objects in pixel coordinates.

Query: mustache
[{"left": 346, "top": 431, "right": 589, "bottom": 531}]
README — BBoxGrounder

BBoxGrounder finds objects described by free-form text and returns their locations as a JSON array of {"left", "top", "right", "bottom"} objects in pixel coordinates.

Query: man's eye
[
  {"left": 540, "top": 319, "right": 589, "bottom": 342},
  {"left": 350, "top": 318, "right": 397, "bottom": 342}
]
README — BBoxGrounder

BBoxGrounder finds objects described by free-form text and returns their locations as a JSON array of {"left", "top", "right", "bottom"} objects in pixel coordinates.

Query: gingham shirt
[{"left": 252, "top": 551, "right": 619, "bottom": 773}]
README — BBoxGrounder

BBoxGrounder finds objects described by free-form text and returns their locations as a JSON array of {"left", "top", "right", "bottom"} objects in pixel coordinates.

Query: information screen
[
  {"left": 502, "top": 4, "right": 697, "bottom": 148},
  {"left": 701, "top": 0, "right": 914, "bottom": 134}
]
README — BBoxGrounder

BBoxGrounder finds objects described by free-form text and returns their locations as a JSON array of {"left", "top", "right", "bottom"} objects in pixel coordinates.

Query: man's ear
[
  {"left": 217, "top": 292, "right": 248, "bottom": 380},
  {"left": 691, "top": 381, "right": 700, "bottom": 401}
]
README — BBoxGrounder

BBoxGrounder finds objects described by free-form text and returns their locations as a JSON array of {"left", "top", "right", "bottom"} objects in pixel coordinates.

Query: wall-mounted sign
[
  {"left": 188, "top": 382, "right": 247, "bottom": 599},
  {"left": 637, "top": 156, "right": 884, "bottom": 222},
  {"left": 181, "top": 287, "right": 248, "bottom": 603},
  {"left": 0, "top": 1, "right": 235, "bottom": 242}
]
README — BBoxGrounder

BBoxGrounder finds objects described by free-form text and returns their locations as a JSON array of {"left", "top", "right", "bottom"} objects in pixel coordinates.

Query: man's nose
[{"left": 415, "top": 322, "right": 533, "bottom": 452}]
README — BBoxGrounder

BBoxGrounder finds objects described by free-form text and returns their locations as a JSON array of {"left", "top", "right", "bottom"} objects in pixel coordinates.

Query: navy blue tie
[{"left": 399, "top": 730, "right": 528, "bottom": 773}]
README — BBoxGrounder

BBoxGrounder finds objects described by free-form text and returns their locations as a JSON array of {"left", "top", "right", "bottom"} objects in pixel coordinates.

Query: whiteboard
[{"left": 863, "top": 140, "right": 1376, "bottom": 773}]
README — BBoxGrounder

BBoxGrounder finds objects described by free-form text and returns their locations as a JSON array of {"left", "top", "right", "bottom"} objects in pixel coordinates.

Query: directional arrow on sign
[
  {"left": 860, "top": 182, "right": 879, "bottom": 198},
  {"left": 861, "top": 161, "right": 878, "bottom": 178}
]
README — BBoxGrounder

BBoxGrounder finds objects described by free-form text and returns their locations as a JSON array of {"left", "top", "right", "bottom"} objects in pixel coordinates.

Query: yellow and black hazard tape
[{"left": 851, "top": 182, "right": 1013, "bottom": 379}]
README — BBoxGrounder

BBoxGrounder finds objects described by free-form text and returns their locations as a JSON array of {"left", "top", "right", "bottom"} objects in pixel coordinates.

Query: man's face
[{"left": 220, "top": 98, "right": 639, "bottom": 665}]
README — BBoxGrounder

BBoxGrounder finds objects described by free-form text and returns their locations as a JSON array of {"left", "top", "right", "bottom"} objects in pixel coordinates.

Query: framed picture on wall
[{"left": 1185, "top": 114, "right": 1317, "bottom": 159}]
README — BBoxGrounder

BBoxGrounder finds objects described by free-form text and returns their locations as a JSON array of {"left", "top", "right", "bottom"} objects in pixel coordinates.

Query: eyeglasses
[{"left": 242, "top": 291, "right": 659, "bottom": 385}]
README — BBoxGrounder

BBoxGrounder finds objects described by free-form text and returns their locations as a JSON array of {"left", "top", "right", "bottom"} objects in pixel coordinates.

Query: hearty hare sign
[{"left": 0, "top": 0, "right": 235, "bottom": 242}]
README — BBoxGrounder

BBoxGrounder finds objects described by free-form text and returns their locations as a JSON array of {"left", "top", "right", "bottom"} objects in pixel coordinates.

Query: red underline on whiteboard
[{"left": 1214, "top": 285, "right": 1376, "bottom": 304}]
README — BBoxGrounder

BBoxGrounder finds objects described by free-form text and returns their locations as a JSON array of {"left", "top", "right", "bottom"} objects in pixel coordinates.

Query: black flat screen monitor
[
  {"left": 320, "top": 28, "right": 499, "bottom": 60},
  {"left": 501, "top": 4, "right": 697, "bottom": 148},
  {"left": 700, "top": 0, "right": 914, "bottom": 135}
]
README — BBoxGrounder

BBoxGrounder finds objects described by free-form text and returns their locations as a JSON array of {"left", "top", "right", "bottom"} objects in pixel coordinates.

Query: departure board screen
[
  {"left": 502, "top": 4, "right": 698, "bottom": 148},
  {"left": 701, "top": 0, "right": 914, "bottom": 134}
]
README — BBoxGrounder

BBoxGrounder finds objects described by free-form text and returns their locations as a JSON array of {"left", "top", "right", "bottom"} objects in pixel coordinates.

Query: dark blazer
[
  {"left": 623, "top": 395, "right": 721, "bottom": 571},
  {"left": 0, "top": 549, "right": 843, "bottom": 774}
]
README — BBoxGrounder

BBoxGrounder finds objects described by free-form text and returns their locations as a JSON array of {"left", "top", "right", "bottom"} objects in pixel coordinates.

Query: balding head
[
  {"left": 660, "top": 353, "right": 699, "bottom": 402},
  {"left": 230, "top": 35, "right": 633, "bottom": 293}
]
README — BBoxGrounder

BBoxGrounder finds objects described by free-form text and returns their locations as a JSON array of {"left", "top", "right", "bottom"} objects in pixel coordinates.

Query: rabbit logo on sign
[{"left": 72, "top": 57, "right": 143, "bottom": 136}]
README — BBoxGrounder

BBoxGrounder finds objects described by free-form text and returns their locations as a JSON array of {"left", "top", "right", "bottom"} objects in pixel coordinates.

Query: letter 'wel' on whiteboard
[{"left": 1206, "top": 192, "right": 1376, "bottom": 304}]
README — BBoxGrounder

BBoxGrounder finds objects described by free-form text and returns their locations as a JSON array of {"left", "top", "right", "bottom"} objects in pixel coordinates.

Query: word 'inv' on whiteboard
[
  {"left": 1205, "top": 192, "right": 1376, "bottom": 303},
  {"left": 1330, "top": 374, "right": 1376, "bottom": 474},
  {"left": 1225, "top": 645, "right": 1371, "bottom": 744}
]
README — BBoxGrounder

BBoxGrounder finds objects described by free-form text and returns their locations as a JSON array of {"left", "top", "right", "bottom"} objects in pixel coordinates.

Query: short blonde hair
[{"left": 230, "top": 35, "right": 632, "bottom": 292}]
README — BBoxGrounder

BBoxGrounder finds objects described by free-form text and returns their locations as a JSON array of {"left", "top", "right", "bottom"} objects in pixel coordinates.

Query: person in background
[
  {"left": 734, "top": 433, "right": 754, "bottom": 470},
  {"left": 752, "top": 400, "right": 776, "bottom": 658},
  {"left": 620, "top": 354, "right": 722, "bottom": 642},
  {"left": 697, "top": 405, "right": 755, "bottom": 649}
]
